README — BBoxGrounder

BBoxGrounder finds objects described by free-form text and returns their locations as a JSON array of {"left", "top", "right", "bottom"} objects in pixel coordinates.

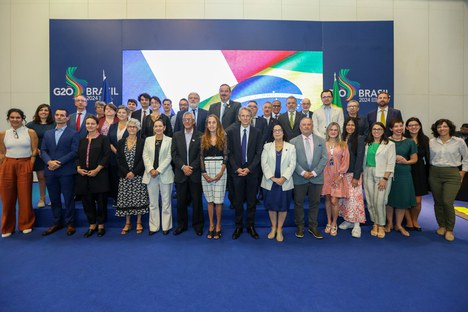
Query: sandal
[
  {"left": 214, "top": 230, "right": 222, "bottom": 240},
  {"left": 377, "top": 226, "right": 386, "bottom": 239},
  {"left": 395, "top": 227, "right": 410, "bottom": 237},
  {"left": 267, "top": 228, "right": 276, "bottom": 239},
  {"left": 121, "top": 223, "right": 132, "bottom": 235},
  {"left": 370, "top": 224, "right": 378, "bottom": 236},
  {"left": 206, "top": 227, "right": 215, "bottom": 239},
  {"left": 330, "top": 226, "right": 337, "bottom": 237},
  {"left": 136, "top": 223, "right": 143, "bottom": 234},
  {"left": 325, "top": 224, "right": 331, "bottom": 234}
]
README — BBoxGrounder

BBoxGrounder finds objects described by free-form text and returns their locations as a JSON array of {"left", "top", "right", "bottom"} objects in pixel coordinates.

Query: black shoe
[
  {"left": 163, "top": 230, "right": 170, "bottom": 235},
  {"left": 232, "top": 227, "right": 243, "bottom": 240},
  {"left": 414, "top": 226, "right": 422, "bottom": 232},
  {"left": 174, "top": 227, "right": 187, "bottom": 236},
  {"left": 42, "top": 225, "right": 63, "bottom": 236},
  {"left": 308, "top": 227, "right": 323, "bottom": 239},
  {"left": 149, "top": 231, "right": 157, "bottom": 236},
  {"left": 295, "top": 228, "right": 304, "bottom": 238},
  {"left": 97, "top": 228, "right": 106, "bottom": 237},
  {"left": 195, "top": 229, "right": 203, "bottom": 236},
  {"left": 247, "top": 226, "right": 259, "bottom": 240},
  {"left": 83, "top": 228, "right": 97, "bottom": 238},
  {"left": 66, "top": 225, "right": 76, "bottom": 236}
]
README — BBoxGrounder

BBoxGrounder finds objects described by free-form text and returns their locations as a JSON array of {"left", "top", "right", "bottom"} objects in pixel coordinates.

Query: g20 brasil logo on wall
[
  {"left": 53, "top": 67, "right": 119, "bottom": 101},
  {"left": 337, "top": 69, "right": 388, "bottom": 103}
]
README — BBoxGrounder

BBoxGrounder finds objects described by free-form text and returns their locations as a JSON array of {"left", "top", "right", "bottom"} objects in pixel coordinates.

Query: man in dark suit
[
  {"left": 366, "top": 91, "right": 402, "bottom": 136},
  {"left": 227, "top": 107, "right": 264, "bottom": 240},
  {"left": 208, "top": 83, "right": 241, "bottom": 131},
  {"left": 174, "top": 92, "right": 208, "bottom": 133},
  {"left": 247, "top": 100, "right": 268, "bottom": 144},
  {"left": 278, "top": 96, "right": 304, "bottom": 140},
  {"left": 346, "top": 100, "right": 368, "bottom": 136},
  {"left": 271, "top": 100, "right": 282, "bottom": 120},
  {"left": 67, "top": 95, "right": 93, "bottom": 138},
  {"left": 262, "top": 101, "right": 278, "bottom": 142},
  {"left": 300, "top": 98, "right": 313, "bottom": 119},
  {"left": 131, "top": 93, "right": 152, "bottom": 128},
  {"left": 171, "top": 111, "right": 204, "bottom": 236},
  {"left": 41, "top": 108, "right": 80, "bottom": 236}
]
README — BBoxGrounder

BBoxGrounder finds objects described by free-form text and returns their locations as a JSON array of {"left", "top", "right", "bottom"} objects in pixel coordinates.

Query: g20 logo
[{"left": 53, "top": 87, "right": 75, "bottom": 96}]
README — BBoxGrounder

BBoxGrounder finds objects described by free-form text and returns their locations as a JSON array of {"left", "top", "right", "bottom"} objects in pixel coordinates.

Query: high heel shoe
[
  {"left": 214, "top": 229, "right": 222, "bottom": 240},
  {"left": 206, "top": 227, "right": 215, "bottom": 239},
  {"left": 121, "top": 223, "right": 132, "bottom": 235},
  {"left": 330, "top": 225, "right": 337, "bottom": 237},
  {"left": 325, "top": 224, "right": 331, "bottom": 234}
]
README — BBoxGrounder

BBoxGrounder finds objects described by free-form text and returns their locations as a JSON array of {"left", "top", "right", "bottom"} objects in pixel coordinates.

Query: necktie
[
  {"left": 289, "top": 112, "right": 294, "bottom": 128},
  {"left": 251, "top": 118, "right": 256, "bottom": 127},
  {"left": 304, "top": 137, "right": 312, "bottom": 167},
  {"left": 380, "top": 109, "right": 385, "bottom": 124},
  {"left": 192, "top": 109, "right": 197, "bottom": 127},
  {"left": 220, "top": 103, "right": 227, "bottom": 121},
  {"left": 275, "top": 114, "right": 279, "bottom": 120},
  {"left": 143, "top": 110, "right": 147, "bottom": 124},
  {"left": 241, "top": 129, "right": 247, "bottom": 165},
  {"left": 76, "top": 113, "right": 82, "bottom": 132}
]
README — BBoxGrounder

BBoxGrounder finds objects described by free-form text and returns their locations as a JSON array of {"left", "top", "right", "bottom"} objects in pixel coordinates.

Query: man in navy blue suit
[
  {"left": 67, "top": 95, "right": 93, "bottom": 138},
  {"left": 366, "top": 91, "right": 403, "bottom": 136},
  {"left": 227, "top": 107, "right": 264, "bottom": 240},
  {"left": 41, "top": 108, "right": 80, "bottom": 236},
  {"left": 247, "top": 101, "right": 268, "bottom": 144},
  {"left": 173, "top": 92, "right": 208, "bottom": 133}
]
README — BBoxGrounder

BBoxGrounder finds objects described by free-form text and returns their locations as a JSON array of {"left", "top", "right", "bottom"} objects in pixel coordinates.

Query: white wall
[{"left": 1, "top": 0, "right": 467, "bottom": 133}]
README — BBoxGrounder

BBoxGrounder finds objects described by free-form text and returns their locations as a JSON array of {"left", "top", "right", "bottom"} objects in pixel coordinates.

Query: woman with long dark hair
[
  {"left": 404, "top": 117, "right": 430, "bottom": 231},
  {"left": 339, "top": 117, "right": 366, "bottom": 238},
  {"left": 429, "top": 119, "right": 468, "bottom": 241},
  {"left": 26, "top": 103, "right": 55, "bottom": 208}
]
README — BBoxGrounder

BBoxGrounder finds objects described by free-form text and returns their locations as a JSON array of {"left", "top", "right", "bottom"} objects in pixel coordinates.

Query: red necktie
[{"left": 76, "top": 113, "right": 82, "bottom": 132}]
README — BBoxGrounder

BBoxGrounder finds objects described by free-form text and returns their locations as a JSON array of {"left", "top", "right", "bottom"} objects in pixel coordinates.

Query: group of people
[{"left": 1, "top": 85, "right": 467, "bottom": 243}]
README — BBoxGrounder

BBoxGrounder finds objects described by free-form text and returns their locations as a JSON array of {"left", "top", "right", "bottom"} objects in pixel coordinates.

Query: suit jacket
[
  {"left": 108, "top": 123, "right": 129, "bottom": 166},
  {"left": 171, "top": 130, "right": 202, "bottom": 184},
  {"left": 301, "top": 110, "right": 313, "bottom": 119},
  {"left": 312, "top": 105, "right": 345, "bottom": 138},
  {"left": 260, "top": 141, "right": 296, "bottom": 191},
  {"left": 251, "top": 116, "right": 269, "bottom": 144},
  {"left": 209, "top": 100, "right": 241, "bottom": 131},
  {"left": 290, "top": 134, "right": 328, "bottom": 185},
  {"left": 68, "top": 111, "right": 93, "bottom": 138},
  {"left": 116, "top": 137, "right": 145, "bottom": 177},
  {"left": 278, "top": 111, "right": 303, "bottom": 140},
  {"left": 363, "top": 140, "right": 396, "bottom": 177},
  {"left": 141, "top": 114, "right": 173, "bottom": 139},
  {"left": 41, "top": 127, "right": 79, "bottom": 176},
  {"left": 98, "top": 116, "right": 119, "bottom": 134},
  {"left": 262, "top": 116, "right": 278, "bottom": 143},
  {"left": 173, "top": 108, "right": 208, "bottom": 133},
  {"left": 132, "top": 108, "right": 152, "bottom": 126},
  {"left": 142, "top": 135, "right": 174, "bottom": 185},
  {"left": 366, "top": 107, "right": 403, "bottom": 137},
  {"left": 226, "top": 124, "right": 263, "bottom": 177},
  {"left": 347, "top": 135, "right": 366, "bottom": 180}
]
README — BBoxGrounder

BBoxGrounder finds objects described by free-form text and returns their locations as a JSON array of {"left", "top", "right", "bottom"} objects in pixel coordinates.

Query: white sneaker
[
  {"left": 339, "top": 221, "right": 354, "bottom": 230},
  {"left": 351, "top": 225, "right": 361, "bottom": 238},
  {"left": 2, "top": 233, "right": 12, "bottom": 238},
  {"left": 22, "top": 229, "right": 32, "bottom": 234}
]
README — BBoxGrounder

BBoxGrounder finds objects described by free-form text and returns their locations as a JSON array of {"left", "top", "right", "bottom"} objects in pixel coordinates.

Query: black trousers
[
  {"left": 82, "top": 192, "right": 108, "bottom": 225},
  {"left": 176, "top": 180, "right": 204, "bottom": 231},
  {"left": 232, "top": 174, "right": 258, "bottom": 227}
]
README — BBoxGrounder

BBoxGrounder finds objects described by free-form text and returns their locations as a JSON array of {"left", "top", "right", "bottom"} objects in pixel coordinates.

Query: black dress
[
  {"left": 411, "top": 137, "right": 430, "bottom": 196},
  {"left": 75, "top": 135, "right": 111, "bottom": 195}
]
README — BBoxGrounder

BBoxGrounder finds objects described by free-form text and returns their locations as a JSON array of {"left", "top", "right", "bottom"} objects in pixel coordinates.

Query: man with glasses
[
  {"left": 312, "top": 90, "right": 344, "bottom": 138},
  {"left": 271, "top": 100, "right": 282, "bottom": 120},
  {"left": 346, "top": 100, "right": 368, "bottom": 135},
  {"left": 67, "top": 95, "right": 93, "bottom": 138},
  {"left": 300, "top": 98, "right": 313, "bottom": 118}
]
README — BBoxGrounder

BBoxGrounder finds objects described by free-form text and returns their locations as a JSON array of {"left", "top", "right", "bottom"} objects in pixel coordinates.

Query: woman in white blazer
[
  {"left": 363, "top": 122, "right": 396, "bottom": 239},
  {"left": 143, "top": 119, "right": 174, "bottom": 235},
  {"left": 261, "top": 123, "right": 296, "bottom": 242}
]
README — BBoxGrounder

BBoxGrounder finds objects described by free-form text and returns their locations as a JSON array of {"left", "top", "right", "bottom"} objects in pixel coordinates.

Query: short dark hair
[
  {"left": 321, "top": 90, "right": 333, "bottom": 98},
  {"left": 219, "top": 83, "right": 231, "bottom": 91},
  {"left": 32, "top": 103, "right": 54, "bottom": 124},
  {"left": 85, "top": 115, "right": 99, "bottom": 124},
  {"left": 163, "top": 98, "right": 172, "bottom": 104},
  {"left": 461, "top": 123, "right": 468, "bottom": 129},
  {"left": 127, "top": 99, "right": 137, "bottom": 105},
  {"left": 378, "top": 91, "right": 390, "bottom": 98},
  {"left": 138, "top": 93, "right": 150, "bottom": 102},
  {"left": 7, "top": 108, "right": 26, "bottom": 120},
  {"left": 431, "top": 119, "right": 456, "bottom": 137},
  {"left": 151, "top": 96, "right": 161, "bottom": 105},
  {"left": 55, "top": 108, "right": 69, "bottom": 117},
  {"left": 388, "top": 118, "right": 404, "bottom": 131}
]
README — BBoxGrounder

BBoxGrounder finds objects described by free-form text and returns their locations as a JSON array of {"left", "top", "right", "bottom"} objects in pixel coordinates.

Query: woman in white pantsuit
[
  {"left": 363, "top": 122, "right": 395, "bottom": 239},
  {"left": 142, "top": 119, "right": 174, "bottom": 235}
]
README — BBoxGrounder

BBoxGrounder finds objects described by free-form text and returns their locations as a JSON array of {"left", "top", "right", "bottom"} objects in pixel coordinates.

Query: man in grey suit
[
  {"left": 290, "top": 117, "right": 328, "bottom": 239},
  {"left": 208, "top": 83, "right": 241, "bottom": 131},
  {"left": 67, "top": 95, "right": 93, "bottom": 138}
]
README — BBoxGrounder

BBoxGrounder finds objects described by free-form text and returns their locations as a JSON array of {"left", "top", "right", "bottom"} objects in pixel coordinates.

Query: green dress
[{"left": 387, "top": 138, "right": 417, "bottom": 209}]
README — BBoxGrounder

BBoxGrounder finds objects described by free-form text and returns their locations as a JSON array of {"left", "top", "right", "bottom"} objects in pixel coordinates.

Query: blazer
[
  {"left": 347, "top": 135, "right": 366, "bottom": 180},
  {"left": 116, "top": 137, "right": 145, "bottom": 178},
  {"left": 171, "top": 130, "right": 202, "bottom": 184},
  {"left": 41, "top": 127, "right": 79, "bottom": 176},
  {"left": 312, "top": 105, "right": 345, "bottom": 138},
  {"left": 251, "top": 116, "right": 269, "bottom": 144},
  {"left": 363, "top": 140, "right": 396, "bottom": 177},
  {"left": 260, "top": 141, "right": 296, "bottom": 191},
  {"left": 108, "top": 122, "right": 129, "bottom": 166},
  {"left": 173, "top": 108, "right": 208, "bottom": 133},
  {"left": 131, "top": 108, "right": 152, "bottom": 125},
  {"left": 226, "top": 124, "right": 263, "bottom": 177},
  {"left": 262, "top": 116, "right": 279, "bottom": 143},
  {"left": 68, "top": 112, "right": 93, "bottom": 138},
  {"left": 142, "top": 135, "right": 174, "bottom": 185},
  {"left": 97, "top": 116, "right": 119, "bottom": 134},
  {"left": 366, "top": 107, "right": 403, "bottom": 137},
  {"left": 208, "top": 100, "right": 241, "bottom": 131},
  {"left": 301, "top": 110, "right": 313, "bottom": 119},
  {"left": 278, "top": 111, "right": 304, "bottom": 140},
  {"left": 290, "top": 134, "right": 328, "bottom": 185}
]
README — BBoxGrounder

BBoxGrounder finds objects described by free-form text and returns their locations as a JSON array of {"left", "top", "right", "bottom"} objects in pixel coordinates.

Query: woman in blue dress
[{"left": 261, "top": 123, "right": 296, "bottom": 242}]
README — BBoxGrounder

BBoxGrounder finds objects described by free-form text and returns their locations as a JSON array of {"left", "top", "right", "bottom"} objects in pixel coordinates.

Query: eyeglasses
[
  {"left": 372, "top": 128, "right": 384, "bottom": 131},
  {"left": 273, "top": 129, "right": 283, "bottom": 133},
  {"left": 182, "top": 118, "right": 194, "bottom": 121}
]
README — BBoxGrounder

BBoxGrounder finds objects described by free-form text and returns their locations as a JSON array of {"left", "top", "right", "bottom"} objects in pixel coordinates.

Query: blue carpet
[{"left": 1, "top": 187, "right": 468, "bottom": 311}]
